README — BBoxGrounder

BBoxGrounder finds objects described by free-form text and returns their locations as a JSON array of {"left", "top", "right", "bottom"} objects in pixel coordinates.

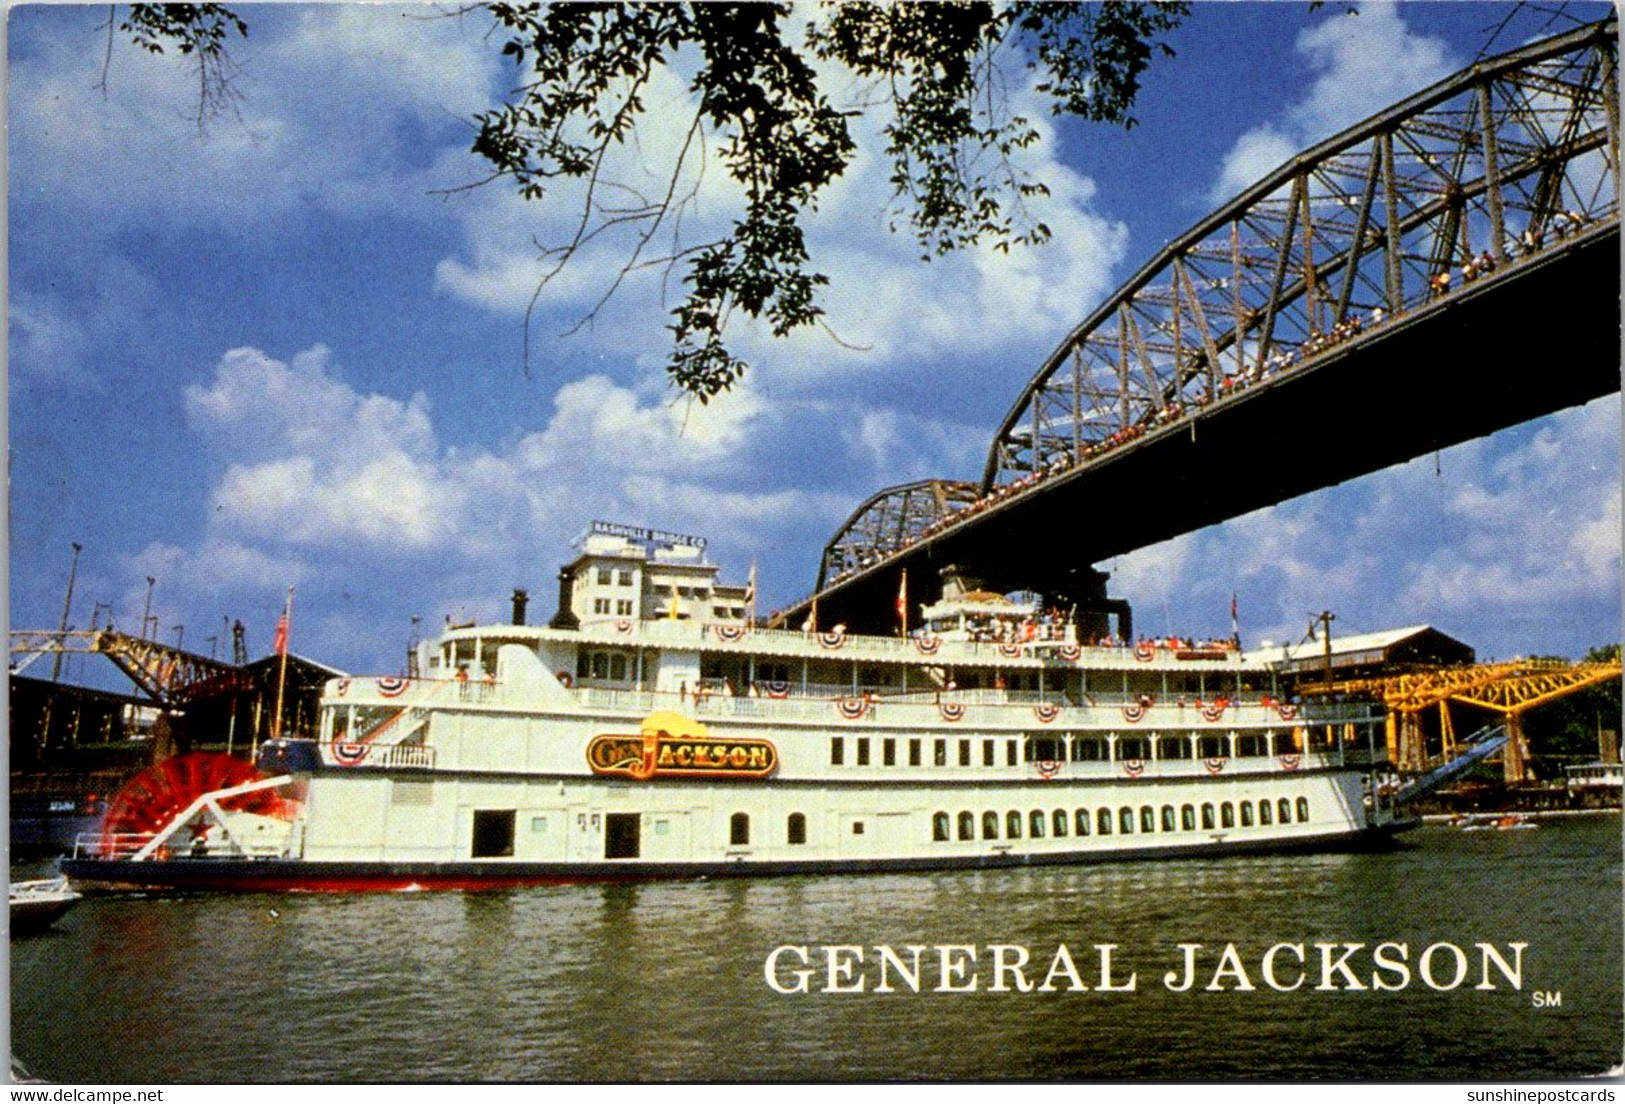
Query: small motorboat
[{"left": 10, "top": 875, "right": 82, "bottom": 936}]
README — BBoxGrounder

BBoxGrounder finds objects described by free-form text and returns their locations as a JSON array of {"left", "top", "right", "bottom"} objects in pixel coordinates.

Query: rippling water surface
[{"left": 11, "top": 816, "right": 1621, "bottom": 1082}]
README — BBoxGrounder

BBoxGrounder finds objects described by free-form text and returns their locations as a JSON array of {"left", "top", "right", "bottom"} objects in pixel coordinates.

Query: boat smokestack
[
  {"left": 511, "top": 588, "right": 529, "bottom": 626},
  {"left": 548, "top": 569, "right": 580, "bottom": 630}
]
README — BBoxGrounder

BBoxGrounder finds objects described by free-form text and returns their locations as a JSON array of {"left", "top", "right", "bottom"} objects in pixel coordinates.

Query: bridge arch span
[{"left": 984, "top": 17, "right": 1617, "bottom": 492}]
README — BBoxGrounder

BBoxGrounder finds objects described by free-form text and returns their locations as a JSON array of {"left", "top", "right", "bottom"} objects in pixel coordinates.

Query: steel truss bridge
[
  {"left": 786, "top": 19, "right": 1619, "bottom": 633},
  {"left": 9, "top": 630, "right": 253, "bottom": 706}
]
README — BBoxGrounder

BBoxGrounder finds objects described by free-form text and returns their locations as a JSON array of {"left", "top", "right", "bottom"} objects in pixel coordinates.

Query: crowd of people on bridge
[{"left": 816, "top": 207, "right": 1601, "bottom": 592}]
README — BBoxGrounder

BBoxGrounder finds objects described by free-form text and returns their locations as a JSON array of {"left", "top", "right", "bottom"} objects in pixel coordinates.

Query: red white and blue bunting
[
  {"left": 1201, "top": 701, "right": 1227, "bottom": 723},
  {"left": 1033, "top": 702, "right": 1061, "bottom": 724},
  {"left": 331, "top": 741, "right": 370, "bottom": 766},
  {"left": 818, "top": 630, "right": 846, "bottom": 651},
  {"left": 1056, "top": 644, "right": 1081, "bottom": 662},
  {"left": 1121, "top": 703, "right": 1147, "bottom": 723},
  {"left": 1276, "top": 703, "right": 1299, "bottom": 721},
  {"left": 615, "top": 619, "right": 634, "bottom": 634},
  {"left": 711, "top": 623, "right": 748, "bottom": 643},
  {"left": 1279, "top": 754, "right": 1302, "bottom": 771},
  {"left": 1204, "top": 757, "right": 1227, "bottom": 775},
  {"left": 913, "top": 633, "right": 941, "bottom": 656},
  {"left": 1122, "top": 758, "right": 1146, "bottom": 778},
  {"left": 938, "top": 702, "right": 967, "bottom": 723},
  {"left": 1134, "top": 640, "right": 1156, "bottom": 662},
  {"left": 836, "top": 697, "right": 871, "bottom": 721},
  {"left": 998, "top": 642, "right": 1023, "bottom": 658},
  {"left": 762, "top": 680, "right": 791, "bottom": 699},
  {"left": 1035, "top": 759, "right": 1062, "bottom": 780},
  {"left": 376, "top": 676, "right": 409, "bottom": 698}
]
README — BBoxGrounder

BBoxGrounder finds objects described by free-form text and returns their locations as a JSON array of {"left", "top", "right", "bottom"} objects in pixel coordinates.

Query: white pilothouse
[{"left": 66, "top": 522, "right": 1405, "bottom": 891}]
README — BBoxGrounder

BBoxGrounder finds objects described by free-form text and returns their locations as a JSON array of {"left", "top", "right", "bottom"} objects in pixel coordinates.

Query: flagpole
[{"left": 272, "top": 586, "right": 294, "bottom": 742}]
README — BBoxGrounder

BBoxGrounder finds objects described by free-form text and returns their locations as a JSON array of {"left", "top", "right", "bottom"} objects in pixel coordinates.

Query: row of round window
[{"left": 931, "top": 797, "right": 1310, "bottom": 842}]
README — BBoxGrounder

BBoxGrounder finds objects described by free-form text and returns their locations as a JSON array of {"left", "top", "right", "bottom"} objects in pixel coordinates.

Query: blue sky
[{"left": 9, "top": 2, "right": 1619, "bottom": 680}]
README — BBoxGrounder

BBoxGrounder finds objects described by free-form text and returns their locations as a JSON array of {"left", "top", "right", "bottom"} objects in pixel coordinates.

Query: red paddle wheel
[{"left": 102, "top": 753, "right": 290, "bottom": 851}]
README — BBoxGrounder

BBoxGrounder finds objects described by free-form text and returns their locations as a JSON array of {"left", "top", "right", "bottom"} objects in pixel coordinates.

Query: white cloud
[
  {"left": 430, "top": 42, "right": 1132, "bottom": 387},
  {"left": 8, "top": 5, "right": 503, "bottom": 231},
  {"left": 1107, "top": 396, "right": 1621, "bottom": 657},
  {"left": 174, "top": 344, "right": 865, "bottom": 579},
  {"left": 1211, "top": 5, "right": 1458, "bottom": 202}
]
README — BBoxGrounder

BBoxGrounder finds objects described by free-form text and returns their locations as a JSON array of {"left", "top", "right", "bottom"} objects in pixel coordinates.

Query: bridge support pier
[
  {"left": 1397, "top": 710, "right": 1428, "bottom": 772},
  {"left": 1501, "top": 712, "right": 1531, "bottom": 783}
]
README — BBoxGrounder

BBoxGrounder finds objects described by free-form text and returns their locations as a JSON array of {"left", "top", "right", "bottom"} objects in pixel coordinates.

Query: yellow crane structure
[{"left": 1303, "top": 658, "right": 1621, "bottom": 780}]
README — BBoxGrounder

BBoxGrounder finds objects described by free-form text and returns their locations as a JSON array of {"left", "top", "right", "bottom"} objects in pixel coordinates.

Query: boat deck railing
[
  {"left": 596, "top": 620, "right": 1245, "bottom": 669},
  {"left": 572, "top": 685, "right": 1377, "bottom": 730},
  {"left": 73, "top": 832, "right": 157, "bottom": 860}
]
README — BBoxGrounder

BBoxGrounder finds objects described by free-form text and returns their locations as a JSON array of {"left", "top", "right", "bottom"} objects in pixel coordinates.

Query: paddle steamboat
[{"left": 65, "top": 523, "right": 1405, "bottom": 891}]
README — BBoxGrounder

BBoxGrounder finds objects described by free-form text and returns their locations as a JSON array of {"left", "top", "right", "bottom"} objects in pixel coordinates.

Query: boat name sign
[{"left": 587, "top": 732, "right": 778, "bottom": 780}]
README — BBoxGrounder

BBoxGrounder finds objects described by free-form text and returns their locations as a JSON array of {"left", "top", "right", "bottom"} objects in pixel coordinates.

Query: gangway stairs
[{"left": 1392, "top": 725, "right": 1509, "bottom": 804}]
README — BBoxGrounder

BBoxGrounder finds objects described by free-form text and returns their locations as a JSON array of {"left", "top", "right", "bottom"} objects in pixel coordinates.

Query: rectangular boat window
[
  {"left": 935, "top": 740, "right": 947, "bottom": 767},
  {"left": 1182, "top": 804, "right": 1196, "bottom": 831},
  {"left": 1006, "top": 741, "right": 1018, "bottom": 767},
  {"left": 617, "top": 569, "right": 633, "bottom": 586},
  {"left": 883, "top": 738, "right": 896, "bottom": 766},
  {"left": 1141, "top": 806, "right": 1156, "bottom": 833},
  {"left": 982, "top": 740, "right": 995, "bottom": 767},
  {"left": 1221, "top": 802, "right": 1236, "bottom": 829},
  {"left": 605, "top": 813, "right": 640, "bottom": 860},
  {"left": 857, "top": 738, "right": 871, "bottom": 766},
  {"left": 788, "top": 813, "right": 807, "bottom": 845},
  {"left": 597, "top": 568, "right": 612, "bottom": 585},
  {"left": 909, "top": 739, "right": 922, "bottom": 767},
  {"left": 831, "top": 737, "right": 844, "bottom": 766},
  {"left": 959, "top": 741, "right": 971, "bottom": 767},
  {"left": 471, "top": 810, "right": 515, "bottom": 858},
  {"left": 530, "top": 816, "right": 548, "bottom": 834}
]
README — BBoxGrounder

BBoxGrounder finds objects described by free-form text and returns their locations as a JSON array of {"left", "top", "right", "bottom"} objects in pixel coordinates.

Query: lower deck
[
  {"left": 291, "top": 765, "right": 1382, "bottom": 868},
  {"left": 63, "top": 817, "right": 1414, "bottom": 892}
]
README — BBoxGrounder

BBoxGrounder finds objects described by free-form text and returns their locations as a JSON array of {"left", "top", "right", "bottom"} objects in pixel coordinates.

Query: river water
[{"left": 10, "top": 815, "right": 1621, "bottom": 1083}]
